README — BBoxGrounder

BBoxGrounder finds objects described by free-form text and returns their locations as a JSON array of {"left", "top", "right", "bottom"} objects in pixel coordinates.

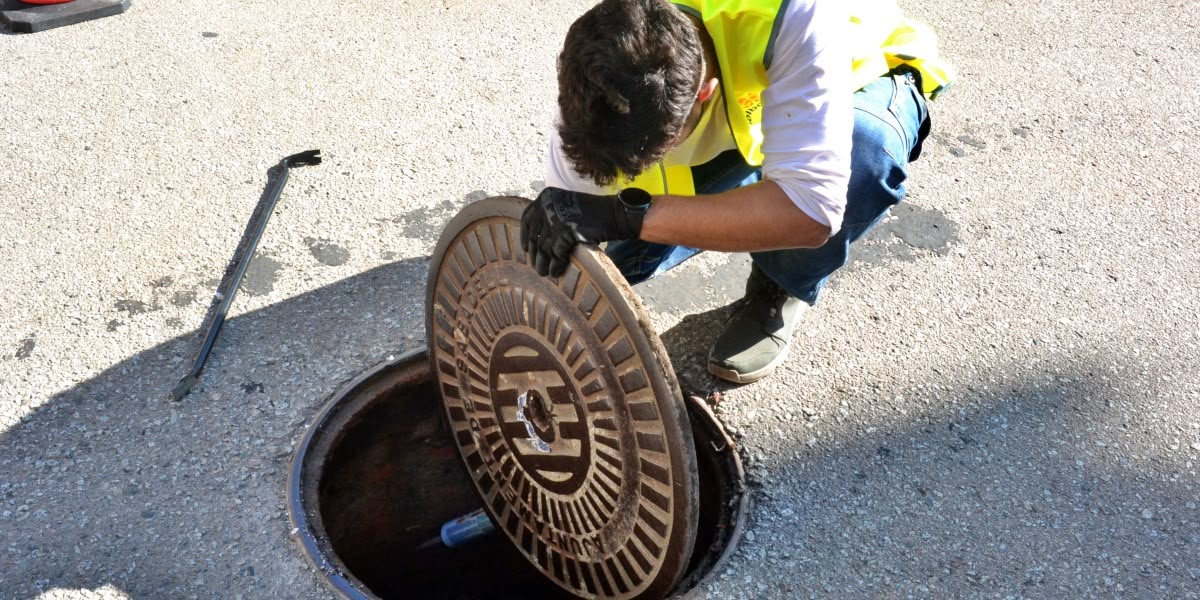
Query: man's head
[{"left": 556, "top": 0, "right": 708, "bottom": 185}]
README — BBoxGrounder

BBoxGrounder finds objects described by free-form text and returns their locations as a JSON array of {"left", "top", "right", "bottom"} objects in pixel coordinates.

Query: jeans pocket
[{"left": 887, "top": 69, "right": 932, "bottom": 162}]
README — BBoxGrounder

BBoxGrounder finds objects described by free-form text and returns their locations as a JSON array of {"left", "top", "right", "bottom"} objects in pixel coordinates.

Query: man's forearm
[{"left": 639, "top": 180, "right": 833, "bottom": 252}]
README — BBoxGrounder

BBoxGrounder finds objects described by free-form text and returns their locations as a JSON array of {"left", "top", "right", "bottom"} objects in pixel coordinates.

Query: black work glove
[{"left": 520, "top": 186, "right": 652, "bottom": 276}]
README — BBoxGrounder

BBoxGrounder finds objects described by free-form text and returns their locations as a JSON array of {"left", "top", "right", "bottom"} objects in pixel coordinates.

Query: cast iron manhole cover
[{"left": 426, "top": 196, "right": 699, "bottom": 599}]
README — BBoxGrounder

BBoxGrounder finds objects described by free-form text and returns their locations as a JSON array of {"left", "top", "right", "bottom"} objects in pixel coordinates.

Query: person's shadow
[{"left": 0, "top": 258, "right": 430, "bottom": 598}]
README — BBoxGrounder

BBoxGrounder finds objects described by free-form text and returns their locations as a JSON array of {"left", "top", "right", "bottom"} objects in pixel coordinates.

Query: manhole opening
[{"left": 290, "top": 349, "right": 746, "bottom": 599}]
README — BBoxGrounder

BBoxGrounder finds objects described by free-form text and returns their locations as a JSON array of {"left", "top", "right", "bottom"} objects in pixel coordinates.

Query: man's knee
[
  {"left": 840, "top": 111, "right": 910, "bottom": 235},
  {"left": 850, "top": 118, "right": 907, "bottom": 204}
]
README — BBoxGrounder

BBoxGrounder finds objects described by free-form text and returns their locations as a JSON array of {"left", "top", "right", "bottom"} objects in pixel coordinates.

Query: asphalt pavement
[{"left": 1, "top": 0, "right": 1197, "bottom": 598}]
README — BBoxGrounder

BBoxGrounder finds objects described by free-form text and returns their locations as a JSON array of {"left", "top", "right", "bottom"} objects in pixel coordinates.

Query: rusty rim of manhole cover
[{"left": 425, "top": 196, "right": 699, "bottom": 599}]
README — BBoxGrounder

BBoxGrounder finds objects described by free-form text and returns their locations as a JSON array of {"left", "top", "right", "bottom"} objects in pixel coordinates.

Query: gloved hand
[{"left": 520, "top": 186, "right": 651, "bottom": 276}]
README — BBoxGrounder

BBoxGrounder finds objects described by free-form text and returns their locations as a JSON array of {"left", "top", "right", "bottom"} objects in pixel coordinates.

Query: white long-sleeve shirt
[{"left": 546, "top": 0, "right": 853, "bottom": 234}]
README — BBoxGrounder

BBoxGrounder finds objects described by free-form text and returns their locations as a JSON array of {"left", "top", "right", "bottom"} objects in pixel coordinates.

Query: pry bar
[{"left": 171, "top": 149, "right": 322, "bottom": 401}]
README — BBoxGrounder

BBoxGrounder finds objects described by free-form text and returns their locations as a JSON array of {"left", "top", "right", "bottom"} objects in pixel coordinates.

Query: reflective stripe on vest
[{"left": 627, "top": 0, "right": 954, "bottom": 196}]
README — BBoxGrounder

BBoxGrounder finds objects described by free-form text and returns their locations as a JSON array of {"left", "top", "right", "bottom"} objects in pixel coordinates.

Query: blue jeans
[{"left": 605, "top": 70, "right": 932, "bottom": 305}]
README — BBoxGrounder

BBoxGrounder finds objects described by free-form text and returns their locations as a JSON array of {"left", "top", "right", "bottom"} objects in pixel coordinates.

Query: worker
[{"left": 521, "top": 0, "right": 954, "bottom": 383}]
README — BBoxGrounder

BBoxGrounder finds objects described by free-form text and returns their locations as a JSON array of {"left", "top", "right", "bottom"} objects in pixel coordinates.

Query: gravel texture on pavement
[{"left": 1, "top": 0, "right": 1197, "bottom": 598}]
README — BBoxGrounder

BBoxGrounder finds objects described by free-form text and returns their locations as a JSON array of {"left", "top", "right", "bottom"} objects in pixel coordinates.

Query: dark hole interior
[
  {"left": 310, "top": 368, "right": 735, "bottom": 599},
  {"left": 525, "top": 389, "right": 556, "bottom": 440}
]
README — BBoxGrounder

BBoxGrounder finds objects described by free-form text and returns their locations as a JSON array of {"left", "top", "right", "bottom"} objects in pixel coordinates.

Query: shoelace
[{"left": 731, "top": 283, "right": 791, "bottom": 340}]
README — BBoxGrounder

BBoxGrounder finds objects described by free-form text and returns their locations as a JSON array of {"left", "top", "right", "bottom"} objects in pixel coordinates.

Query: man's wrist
[
  {"left": 616, "top": 187, "right": 652, "bottom": 239},
  {"left": 617, "top": 187, "right": 653, "bottom": 210}
]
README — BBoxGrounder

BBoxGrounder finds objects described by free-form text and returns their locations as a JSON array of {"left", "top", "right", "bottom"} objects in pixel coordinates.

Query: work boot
[{"left": 707, "top": 265, "right": 806, "bottom": 384}]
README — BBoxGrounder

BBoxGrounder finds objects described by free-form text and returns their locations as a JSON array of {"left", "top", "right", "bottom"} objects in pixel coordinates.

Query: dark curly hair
[{"left": 556, "top": 0, "right": 703, "bottom": 185}]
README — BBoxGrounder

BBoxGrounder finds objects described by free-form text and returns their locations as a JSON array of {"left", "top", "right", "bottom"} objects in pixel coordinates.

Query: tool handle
[{"left": 440, "top": 509, "right": 496, "bottom": 548}]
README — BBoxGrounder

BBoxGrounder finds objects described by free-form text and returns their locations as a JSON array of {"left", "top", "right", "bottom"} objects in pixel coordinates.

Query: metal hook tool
[{"left": 171, "top": 150, "right": 322, "bottom": 401}]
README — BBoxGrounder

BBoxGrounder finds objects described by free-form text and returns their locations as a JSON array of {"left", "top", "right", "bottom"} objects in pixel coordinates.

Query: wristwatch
[{"left": 617, "top": 187, "right": 653, "bottom": 214}]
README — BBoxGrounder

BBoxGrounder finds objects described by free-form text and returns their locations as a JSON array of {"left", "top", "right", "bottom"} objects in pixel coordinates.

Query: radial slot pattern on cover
[{"left": 425, "top": 196, "right": 699, "bottom": 599}]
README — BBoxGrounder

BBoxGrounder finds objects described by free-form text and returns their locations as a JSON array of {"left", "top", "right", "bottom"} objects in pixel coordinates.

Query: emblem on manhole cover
[{"left": 426, "top": 197, "right": 699, "bottom": 599}]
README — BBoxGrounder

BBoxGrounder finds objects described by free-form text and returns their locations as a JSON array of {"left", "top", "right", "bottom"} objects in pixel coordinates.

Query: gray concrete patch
[
  {"left": 390, "top": 192, "right": 496, "bottom": 243},
  {"left": 303, "top": 237, "right": 351, "bottom": 267},
  {"left": 239, "top": 253, "right": 284, "bottom": 297},
  {"left": 113, "top": 299, "right": 150, "bottom": 316},
  {"left": 170, "top": 290, "right": 196, "bottom": 307},
  {"left": 15, "top": 336, "right": 35, "bottom": 360},
  {"left": 886, "top": 204, "right": 958, "bottom": 253},
  {"left": 846, "top": 202, "right": 960, "bottom": 271}
]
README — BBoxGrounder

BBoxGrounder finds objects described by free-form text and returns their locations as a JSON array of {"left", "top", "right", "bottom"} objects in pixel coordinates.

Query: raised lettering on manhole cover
[{"left": 426, "top": 197, "right": 698, "bottom": 599}]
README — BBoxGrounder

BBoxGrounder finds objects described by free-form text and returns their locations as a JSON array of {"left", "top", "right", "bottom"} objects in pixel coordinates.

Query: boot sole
[{"left": 706, "top": 345, "right": 790, "bottom": 384}]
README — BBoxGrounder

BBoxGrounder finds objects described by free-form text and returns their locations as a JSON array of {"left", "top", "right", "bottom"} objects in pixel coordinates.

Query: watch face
[
  {"left": 426, "top": 196, "right": 699, "bottom": 599},
  {"left": 619, "top": 188, "right": 652, "bottom": 209}
]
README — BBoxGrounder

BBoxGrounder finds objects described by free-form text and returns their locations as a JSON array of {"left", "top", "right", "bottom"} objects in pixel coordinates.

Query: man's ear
[{"left": 697, "top": 77, "right": 719, "bottom": 103}]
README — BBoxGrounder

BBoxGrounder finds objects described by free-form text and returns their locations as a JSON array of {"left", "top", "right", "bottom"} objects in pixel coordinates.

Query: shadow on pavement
[
  {"left": 2, "top": 255, "right": 1196, "bottom": 598},
  {"left": 0, "top": 258, "right": 431, "bottom": 598},
  {"left": 658, "top": 310, "right": 1199, "bottom": 598}
]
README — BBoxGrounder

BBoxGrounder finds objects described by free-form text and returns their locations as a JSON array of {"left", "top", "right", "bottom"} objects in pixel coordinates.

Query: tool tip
[
  {"left": 284, "top": 149, "right": 322, "bottom": 167},
  {"left": 170, "top": 375, "right": 197, "bottom": 402}
]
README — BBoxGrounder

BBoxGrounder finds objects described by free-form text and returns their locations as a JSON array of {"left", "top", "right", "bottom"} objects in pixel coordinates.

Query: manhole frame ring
[
  {"left": 287, "top": 349, "right": 749, "bottom": 599},
  {"left": 287, "top": 348, "right": 431, "bottom": 600}
]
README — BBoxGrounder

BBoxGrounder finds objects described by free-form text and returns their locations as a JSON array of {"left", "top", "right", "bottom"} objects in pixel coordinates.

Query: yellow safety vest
[{"left": 627, "top": 0, "right": 955, "bottom": 196}]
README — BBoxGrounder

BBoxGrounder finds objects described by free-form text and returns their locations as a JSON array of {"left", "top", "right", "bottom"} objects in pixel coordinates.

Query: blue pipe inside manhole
[{"left": 288, "top": 348, "right": 747, "bottom": 599}]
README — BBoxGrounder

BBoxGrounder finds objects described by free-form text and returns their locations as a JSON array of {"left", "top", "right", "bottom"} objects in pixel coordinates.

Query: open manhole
[{"left": 288, "top": 197, "right": 747, "bottom": 599}]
